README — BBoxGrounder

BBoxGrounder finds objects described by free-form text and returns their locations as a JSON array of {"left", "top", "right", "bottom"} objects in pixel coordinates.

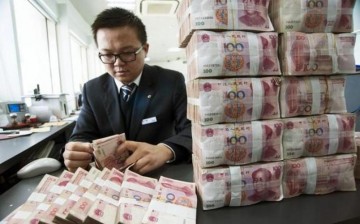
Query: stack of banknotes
[
  {"left": 269, "top": 0, "right": 356, "bottom": 33},
  {"left": 181, "top": 0, "right": 358, "bottom": 213},
  {"left": 2, "top": 167, "right": 197, "bottom": 224},
  {"left": 279, "top": 32, "right": 356, "bottom": 75},
  {"left": 279, "top": 76, "right": 347, "bottom": 118},
  {"left": 355, "top": 132, "right": 360, "bottom": 179},
  {"left": 177, "top": 0, "right": 274, "bottom": 47},
  {"left": 193, "top": 153, "right": 356, "bottom": 210},
  {"left": 185, "top": 31, "right": 281, "bottom": 80},
  {"left": 186, "top": 77, "right": 281, "bottom": 125}
]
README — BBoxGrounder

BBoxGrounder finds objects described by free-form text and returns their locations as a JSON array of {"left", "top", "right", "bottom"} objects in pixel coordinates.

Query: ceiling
[{"left": 68, "top": 0, "right": 186, "bottom": 63}]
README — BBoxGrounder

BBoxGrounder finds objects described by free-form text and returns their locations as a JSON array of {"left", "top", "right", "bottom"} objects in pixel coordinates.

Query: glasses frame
[{"left": 98, "top": 45, "right": 144, "bottom": 64}]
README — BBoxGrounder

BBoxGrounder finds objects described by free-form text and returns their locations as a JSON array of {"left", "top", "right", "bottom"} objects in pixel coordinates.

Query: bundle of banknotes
[
  {"left": 355, "top": 132, "right": 360, "bottom": 179},
  {"left": 185, "top": 31, "right": 281, "bottom": 80},
  {"left": 283, "top": 114, "right": 356, "bottom": 159},
  {"left": 282, "top": 154, "right": 357, "bottom": 198},
  {"left": 193, "top": 154, "right": 284, "bottom": 209},
  {"left": 1, "top": 167, "right": 197, "bottom": 224},
  {"left": 269, "top": 0, "right": 356, "bottom": 33},
  {"left": 177, "top": 0, "right": 274, "bottom": 47},
  {"left": 280, "top": 76, "right": 347, "bottom": 118},
  {"left": 193, "top": 153, "right": 356, "bottom": 210},
  {"left": 280, "top": 32, "right": 356, "bottom": 75},
  {"left": 192, "top": 120, "right": 283, "bottom": 167},
  {"left": 187, "top": 77, "right": 281, "bottom": 125}
]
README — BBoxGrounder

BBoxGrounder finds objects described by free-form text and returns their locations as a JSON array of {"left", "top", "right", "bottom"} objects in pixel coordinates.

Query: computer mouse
[{"left": 17, "top": 157, "right": 62, "bottom": 179}]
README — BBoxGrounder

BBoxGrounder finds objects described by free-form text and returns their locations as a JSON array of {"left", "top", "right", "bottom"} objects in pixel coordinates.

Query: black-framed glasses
[{"left": 98, "top": 45, "right": 144, "bottom": 64}]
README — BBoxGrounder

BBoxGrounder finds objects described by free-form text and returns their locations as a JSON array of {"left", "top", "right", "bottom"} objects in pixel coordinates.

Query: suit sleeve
[
  {"left": 161, "top": 73, "right": 192, "bottom": 162},
  {"left": 69, "top": 82, "right": 101, "bottom": 143}
]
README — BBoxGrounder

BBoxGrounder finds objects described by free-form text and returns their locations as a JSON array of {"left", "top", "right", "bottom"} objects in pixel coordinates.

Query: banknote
[
  {"left": 280, "top": 32, "right": 356, "bottom": 75},
  {"left": 193, "top": 154, "right": 283, "bottom": 210},
  {"left": 187, "top": 77, "right": 281, "bottom": 125},
  {"left": 192, "top": 120, "right": 283, "bottom": 167},
  {"left": 283, "top": 114, "right": 356, "bottom": 159},
  {"left": 142, "top": 176, "right": 197, "bottom": 224},
  {"left": 177, "top": 0, "right": 274, "bottom": 47},
  {"left": 116, "top": 168, "right": 158, "bottom": 224},
  {"left": 37, "top": 168, "right": 89, "bottom": 223},
  {"left": 269, "top": 0, "right": 356, "bottom": 33},
  {"left": 92, "top": 133, "right": 129, "bottom": 170},
  {"left": 67, "top": 168, "right": 111, "bottom": 223},
  {"left": 280, "top": 76, "right": 347, "bottom": 118},
  {"left": 84, "top": 168, "right": 124, "bottom": 224},
  {"left": 282, "top": 154, "right": 356, "bottom": 198},
  {"left": 186, "top": 31, "right": 280, "bottom": 80}
]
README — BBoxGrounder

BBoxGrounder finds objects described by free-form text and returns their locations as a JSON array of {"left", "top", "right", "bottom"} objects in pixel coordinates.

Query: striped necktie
[{"left": 121, "top": 83, "right": 136, "bottom": 102}]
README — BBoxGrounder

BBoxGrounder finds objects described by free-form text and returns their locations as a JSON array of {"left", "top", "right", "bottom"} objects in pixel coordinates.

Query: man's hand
[
  {"left": 63, "top": 142, "right": 93, "bottom": 172},
  {"left": 116, "top": 141, "right": 173, "bottom": 174}
]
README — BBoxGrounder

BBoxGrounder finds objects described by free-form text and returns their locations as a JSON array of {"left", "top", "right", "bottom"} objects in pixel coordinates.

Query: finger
[
  {"left": 63, "top": 150, "right": 92, "bottom": 161},
  {"left": 65, "top": 142, "right": 93, "bottom": 153},
  {"left": 64, "top": 159, "right": 91, "bottom": 172},
  {"left": 131, "top": 157, "right": 148, "bottom": 173},
  {"left": 116, "top": 141, "right": 138, "bottom": 155}
]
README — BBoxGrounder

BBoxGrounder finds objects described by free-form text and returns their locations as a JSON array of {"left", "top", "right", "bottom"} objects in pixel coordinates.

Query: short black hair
[{"left": 91, "top": 7, "right": 147, "bottom": 46}]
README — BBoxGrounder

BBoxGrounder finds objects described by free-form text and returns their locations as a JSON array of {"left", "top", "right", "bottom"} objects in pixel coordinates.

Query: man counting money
[{"left": 63, "top": 7, "right": 192, "bottom": 174}]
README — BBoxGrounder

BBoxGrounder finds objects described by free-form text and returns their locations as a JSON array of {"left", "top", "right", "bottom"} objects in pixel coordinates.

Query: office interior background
[{"left": 0, "top": 0, "right": 360, "bottom": 129}]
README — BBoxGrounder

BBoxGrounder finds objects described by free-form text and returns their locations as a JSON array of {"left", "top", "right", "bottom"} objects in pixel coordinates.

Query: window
[
  {"left": 13, "top": 0, "right": 60, "bottom": 95},
  {"left": 70, "top": 35, "right": 88, "bottom": 93}
]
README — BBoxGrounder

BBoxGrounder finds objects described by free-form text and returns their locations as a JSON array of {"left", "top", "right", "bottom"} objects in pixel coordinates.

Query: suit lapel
[
  {"left": 129, "top": 66, "right": 155, "bottom": 139},
  {"left": 102, "top": 75, "right": 126, "bottom": 134}
]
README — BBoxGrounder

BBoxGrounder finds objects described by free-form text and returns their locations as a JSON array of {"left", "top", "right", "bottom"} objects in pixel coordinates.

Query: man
[{"left": 63, "top": 7, "right": 192, "bottom": 174}]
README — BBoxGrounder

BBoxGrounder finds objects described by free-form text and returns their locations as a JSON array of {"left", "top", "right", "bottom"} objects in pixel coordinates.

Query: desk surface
[
  {"left": 0, "top": 121, "right": 75, "bottom": 173},
  {"left": 1, "top": 163, "right": 360, "bottom": 224}
]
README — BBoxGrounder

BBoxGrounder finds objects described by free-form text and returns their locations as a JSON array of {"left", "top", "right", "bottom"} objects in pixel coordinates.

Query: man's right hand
[{"left": 63, "top": 142, "right": 93, "bottom": 172}]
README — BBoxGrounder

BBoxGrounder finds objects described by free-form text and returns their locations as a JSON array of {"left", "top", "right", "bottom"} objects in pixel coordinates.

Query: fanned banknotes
[{"left": 92, "top": 133, "right": 129, "bottom": 170}]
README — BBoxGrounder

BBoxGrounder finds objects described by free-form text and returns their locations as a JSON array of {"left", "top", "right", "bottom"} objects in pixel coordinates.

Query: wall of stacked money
[{"left": 177, "top": 0, "right": 359, "bottom": 210}]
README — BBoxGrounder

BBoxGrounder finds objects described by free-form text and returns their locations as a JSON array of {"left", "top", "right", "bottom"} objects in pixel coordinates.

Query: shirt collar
[{"left": 114, "top": 72, "right": 142, "bottom": 94}]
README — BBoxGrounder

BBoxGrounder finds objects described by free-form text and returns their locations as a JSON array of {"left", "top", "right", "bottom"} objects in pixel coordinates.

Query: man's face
[{"left": 96, "top": 26, "right": 149, "bottom": 84}]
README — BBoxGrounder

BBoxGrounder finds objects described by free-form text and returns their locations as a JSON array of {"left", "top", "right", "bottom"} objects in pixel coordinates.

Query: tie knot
[{"left": 121, "top": 83, "right": 136, "bottom": 102}]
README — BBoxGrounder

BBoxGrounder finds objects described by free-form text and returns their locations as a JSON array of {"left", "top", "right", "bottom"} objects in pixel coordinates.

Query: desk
[
  {"left": 1, "top": 163, "right": 360, "bottom": 224},
  {"left": 0, "top": 121, "right": 75, "bottom": 174}
]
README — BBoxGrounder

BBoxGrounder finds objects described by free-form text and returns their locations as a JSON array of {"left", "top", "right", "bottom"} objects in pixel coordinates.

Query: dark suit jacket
[{"left": 69, "top": 64, "right": 192, "bottom": 162}]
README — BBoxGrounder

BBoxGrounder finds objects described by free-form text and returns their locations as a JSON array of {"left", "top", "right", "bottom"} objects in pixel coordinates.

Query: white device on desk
[
  {"left": 0, "top": 101, "right": 28, "bottom": 124},
  {"left": 17, "top": 158, "right": 61, "bottom": 179},
  {"left": 23, "top": 93, "right": 69, "bottom": 123}
]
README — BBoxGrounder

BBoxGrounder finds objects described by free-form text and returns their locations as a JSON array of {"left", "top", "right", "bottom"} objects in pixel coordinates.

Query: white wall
[{"left": 148, "top": 59, "right": 188, "bottom": 81}]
